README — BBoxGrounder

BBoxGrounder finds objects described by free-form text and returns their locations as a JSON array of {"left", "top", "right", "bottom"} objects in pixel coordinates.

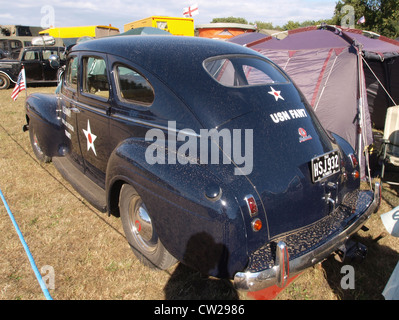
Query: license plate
[{"left": 311, "top": 150, "right": 340, "bottom": 183}]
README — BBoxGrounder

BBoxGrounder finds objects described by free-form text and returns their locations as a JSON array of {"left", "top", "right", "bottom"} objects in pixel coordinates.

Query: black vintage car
[
  {"left": 0, "top": 46, "right": 65, "bottom": 89},
  {"left": 23, "top": 36, "right": 380, "bottom": 291}
]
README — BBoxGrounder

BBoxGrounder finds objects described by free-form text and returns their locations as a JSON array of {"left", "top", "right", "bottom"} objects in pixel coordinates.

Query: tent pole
[
  {"left": 356, "top": 48, "right": 363, "bottom": 176},
  {"left": 357, "top": 48, "right": 373, "bottom": 187}
]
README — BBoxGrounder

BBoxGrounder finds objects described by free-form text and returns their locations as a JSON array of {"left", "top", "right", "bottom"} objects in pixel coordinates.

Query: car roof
[
  {"left": 70, "top": 36, "right": 281, "bottom": 129},
  {"left": 71, "top": 35, "right": 262, "bottom": 68},
  {"left": 23, "top": 46, "right": 64, "bottom": 50}
]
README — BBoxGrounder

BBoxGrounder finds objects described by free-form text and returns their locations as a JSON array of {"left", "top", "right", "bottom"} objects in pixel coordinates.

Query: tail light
[
  {"left": 251, "top": 218, "right": 262, "bottom": 232},
  {"left": 245, "top": 195, "right": 263, "bottom": 232},
  {"left": 349, "top": 154, "right": 358, "bottom": 168},
  {"left": 244, "top": 195, "right": 258, "bottom": 217}
]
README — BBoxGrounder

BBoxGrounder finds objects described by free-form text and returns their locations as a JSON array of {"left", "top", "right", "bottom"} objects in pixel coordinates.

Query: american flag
[
  {"left": 11, "top": 67, "right": 26, "bottom": 101},
  {"left": 357, "top": 16, "right": 366, "bottom": 25}
]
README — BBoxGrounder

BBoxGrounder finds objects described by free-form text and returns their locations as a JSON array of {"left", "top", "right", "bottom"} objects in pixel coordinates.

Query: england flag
[{"left": 183, "top": 4, "right": 199, "bottom": 17}]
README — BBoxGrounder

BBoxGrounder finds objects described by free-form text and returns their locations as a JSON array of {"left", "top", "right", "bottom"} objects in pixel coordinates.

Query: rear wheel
[
  {"left": 0, "top": 74, "right": 10, "bottom": 90},
  {"left": 119, "top": 184, "right": 177, "bottom": 270},
  {"left": 29, "top": 122, "right": 52, "bottom": 163}
]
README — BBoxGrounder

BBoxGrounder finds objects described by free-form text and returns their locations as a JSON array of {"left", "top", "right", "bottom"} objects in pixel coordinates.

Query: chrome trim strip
[
  {"left": 60, "top": 93, "right": 200, "bottom": 137},
  {"left": 234, "top": 184, "right": 380, "bottom": 292},
  {"left": 77, "top": 101, "right": 107, "bottom": 115},
  {"left": 60, "top": 94, "right": 108, "bottom": 115},
  {"left": 111, "top": 113, "right": 201, "bottom": 138}
]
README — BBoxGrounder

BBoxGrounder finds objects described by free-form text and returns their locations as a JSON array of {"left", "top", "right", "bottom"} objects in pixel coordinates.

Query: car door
[
  {"left": 60, "top": 54, "right": 85, "bottom": 170},
  {"left": 21, "top": 48, "right": 43, "bottom": 82},
  {"left": 42, "top": 48, "right": 64, "bottom": 81},
  {"left": 74, "top": 53, "right": 112, "bottom": 188},
  {"left": 107, "top": 58, "right": 157, "bottom": 156}
]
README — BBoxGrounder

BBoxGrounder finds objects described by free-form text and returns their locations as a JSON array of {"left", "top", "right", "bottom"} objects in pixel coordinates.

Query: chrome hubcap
[
  {"left": 33, "top": 133, "right": 44, "bottom": 155},
  {"left": 129, "top": 197, "right": 157, "bottom": 253}
]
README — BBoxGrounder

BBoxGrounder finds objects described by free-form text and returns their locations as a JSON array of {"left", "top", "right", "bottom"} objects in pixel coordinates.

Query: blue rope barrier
[{"left": 0, "top": 188, "right": 53, "bottom": 300}]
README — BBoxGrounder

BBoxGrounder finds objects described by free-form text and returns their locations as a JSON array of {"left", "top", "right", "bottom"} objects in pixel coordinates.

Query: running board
[{"left": 52, "top": 157, "right": 107, "bottom": 213}]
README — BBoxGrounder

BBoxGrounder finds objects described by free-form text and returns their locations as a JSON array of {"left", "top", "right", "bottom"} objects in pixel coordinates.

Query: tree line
[{"left": 211, "top": 0, "right": 399, "bottom": 39}]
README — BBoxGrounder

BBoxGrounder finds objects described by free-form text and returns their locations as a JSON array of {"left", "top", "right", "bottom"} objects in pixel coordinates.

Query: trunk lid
[{"left": 215, "top": 83, "right": 344, "bottom": 239}]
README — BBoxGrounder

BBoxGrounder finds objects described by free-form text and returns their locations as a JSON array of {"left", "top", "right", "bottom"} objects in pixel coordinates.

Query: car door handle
[{"left": 69, "top": 107, "right": 80, "bottom": 113}]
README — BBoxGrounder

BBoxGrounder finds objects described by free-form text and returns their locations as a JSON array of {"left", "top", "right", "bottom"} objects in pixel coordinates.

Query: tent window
[{"left": 204, "top": 55, "right": 289, "bottom": 87}]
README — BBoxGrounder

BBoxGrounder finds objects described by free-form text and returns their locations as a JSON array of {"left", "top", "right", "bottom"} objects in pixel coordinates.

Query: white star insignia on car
[
  {"left": 268, "top": 86, "right": 285, "bottom": 101},
  {"left": 82, "top": 120, "right": 97, "bottom": 156}
]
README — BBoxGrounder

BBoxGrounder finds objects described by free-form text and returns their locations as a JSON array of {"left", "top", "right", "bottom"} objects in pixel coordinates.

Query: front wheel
[
  {"left": 119, "top": 184, "right": 177, "bottom": 270},
  {"left": 29, "top": 122, "right": 52, "bottom": 163}
]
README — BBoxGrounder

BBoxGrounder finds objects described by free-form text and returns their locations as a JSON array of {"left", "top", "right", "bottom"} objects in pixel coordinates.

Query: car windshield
[{"left": 203, "top": 55, "right": 289, "bottom": 87}]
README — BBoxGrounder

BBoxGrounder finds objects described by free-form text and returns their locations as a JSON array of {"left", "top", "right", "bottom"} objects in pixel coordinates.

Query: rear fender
[
  {"left": 105, "top": 137, "right": 248, "bottom": 278},
  {"left": 331, "top": 132, "right": 361, "bottom": 189},
  {"left": 0, "top": 70, "right": 16, "bottom": 83},
  {"left": 25, "top": 93, "right": 70, "bottom": 157}
]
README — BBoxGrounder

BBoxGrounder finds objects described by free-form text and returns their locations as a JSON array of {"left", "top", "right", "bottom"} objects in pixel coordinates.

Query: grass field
[{"left": 0, "top": 86, "right": 398, "bottom": 300}]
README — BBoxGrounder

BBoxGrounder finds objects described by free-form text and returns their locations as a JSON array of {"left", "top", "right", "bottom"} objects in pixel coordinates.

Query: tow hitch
[{"left": 335, "top": 239, "right": 368, "bottom": 263}]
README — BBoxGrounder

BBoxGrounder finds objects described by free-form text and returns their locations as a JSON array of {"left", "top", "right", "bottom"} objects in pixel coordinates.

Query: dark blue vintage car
[{"left": 24, "top": 36, "right": 380, "bottom": 291}]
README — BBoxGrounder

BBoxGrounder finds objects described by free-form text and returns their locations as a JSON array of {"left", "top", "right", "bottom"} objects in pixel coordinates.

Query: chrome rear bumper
[{"left": 234, "top": 182, "right": 381, "bottom": 292}]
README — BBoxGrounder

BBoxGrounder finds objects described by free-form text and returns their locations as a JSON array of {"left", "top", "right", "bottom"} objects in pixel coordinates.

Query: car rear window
[{"left": 203, "top": 55, "right": 289, "bottom": 87}]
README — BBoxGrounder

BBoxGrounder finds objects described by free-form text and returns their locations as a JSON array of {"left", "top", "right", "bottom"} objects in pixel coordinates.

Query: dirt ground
[{"left": 0, "top": 86, "right": 398, "bottom": 300}]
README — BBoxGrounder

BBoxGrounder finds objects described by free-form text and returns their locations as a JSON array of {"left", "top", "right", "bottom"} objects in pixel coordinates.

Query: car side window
[
  {"left": 23, "top": 50, "right": 39, "bottom": 61},
  {"left": 115, "top": 65, "right": 154, "bottom": 105},
  {"left": 65, "top": 56, "right": 79, "bottom": 91},
  {"left": 82, "top": 56, "right": 109, "bottom": 100},
  {"left": 42, "top": 50, "right": 53, "bottom": 60},
  {"left": 43, "top": 49, "right": 65, "bottom": 61}
]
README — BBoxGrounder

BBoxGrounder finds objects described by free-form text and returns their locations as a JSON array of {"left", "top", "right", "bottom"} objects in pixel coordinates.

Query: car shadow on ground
[
  {"left": 163, "top": 232, "right": 240, "bottom": 300},
  {"left": 164, "top": 263, "right": 240, "bottom": 300}
]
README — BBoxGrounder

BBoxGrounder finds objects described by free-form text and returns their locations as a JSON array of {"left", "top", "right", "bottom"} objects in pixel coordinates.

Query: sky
[{"left": 0, "top": 0, "right": 338, "bottom": 32}]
